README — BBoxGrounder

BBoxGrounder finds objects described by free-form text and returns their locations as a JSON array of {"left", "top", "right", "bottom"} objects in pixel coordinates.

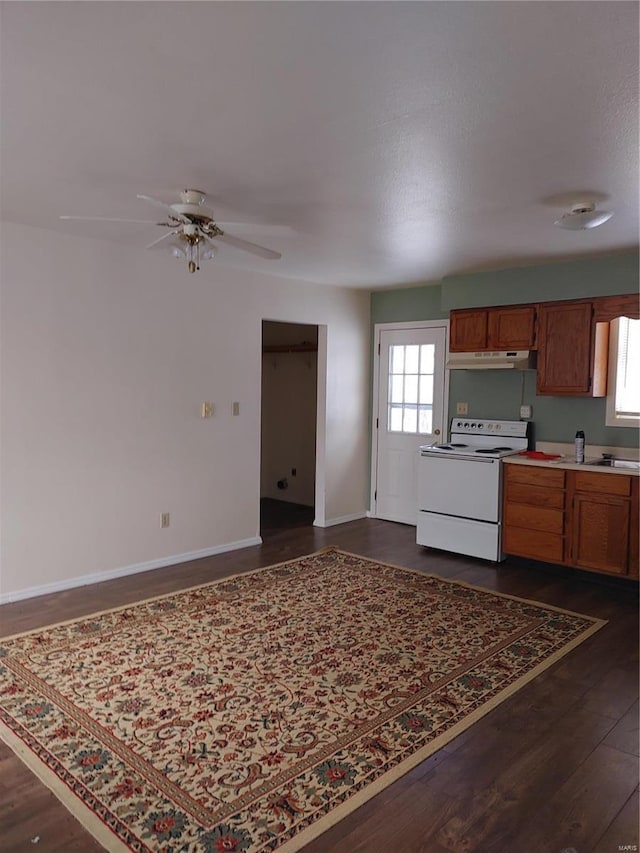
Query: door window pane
[
  {"left": 390, "top": 374, "right": 404, "bottom": 403},
  {"left": 421, "top": 345, "right": 435, "bottom": 374},
  {"left": 404, "top": 374, "right": 418, "bottom": 404},
  {"left": 419, "top": 374, "right": 434, "bottom": 405},
  {"left": 389, "top": 406, "right": 403, "bottom": 432},
  {"left": 403, "top": 406, "right": 418, "bottom": 432},
  {"left": 405, "top": 345, "right": 419, "bottom": 373},
  {"left": 387, "top": 342, "right": 437, "bottom": 434},
  {"left": 391, "top": 345, "right": 404, "bottom": 374},
  {"left": 418, "top": 407, "right": 433, "bottom": 434}
]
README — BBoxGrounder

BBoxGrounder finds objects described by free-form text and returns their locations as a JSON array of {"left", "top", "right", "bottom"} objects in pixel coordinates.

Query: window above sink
[{"left": 606, "top": 317, "right": 640, "bottom": 428}]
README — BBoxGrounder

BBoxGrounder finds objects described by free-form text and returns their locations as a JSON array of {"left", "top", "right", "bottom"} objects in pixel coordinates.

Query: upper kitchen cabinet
[
  {"left": 487, "top": 306, "right": 537, "bottom": 350},
  {"left": 449, "top": 306, "right": 536, "bottom": 352},
  {"left": 449, "top": 309, "right": 488, "bottom": 351},
  {"left": 536, "top": 301, "right": 596, "bottom": 396}
]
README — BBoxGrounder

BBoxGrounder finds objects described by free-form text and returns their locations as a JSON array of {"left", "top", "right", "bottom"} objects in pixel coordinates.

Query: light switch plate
[
  {"left": 456, "top": 402, "right": 468, "bottom": 415},
  {"left": 520, "top": 404, "right": 532, "bottom": 419},
  {"left": 201, "top": 402, "right": 214, "bottom": 418}
]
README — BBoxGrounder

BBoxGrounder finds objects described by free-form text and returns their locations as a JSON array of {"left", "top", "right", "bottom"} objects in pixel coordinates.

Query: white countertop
[{"left": 504, "top": 441, "right": 640, "bottom": 475}]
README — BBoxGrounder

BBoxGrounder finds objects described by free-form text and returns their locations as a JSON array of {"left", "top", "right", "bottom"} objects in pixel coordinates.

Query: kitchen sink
[{"left": 592, "top": 458, "right": 640, "bottom": 470}]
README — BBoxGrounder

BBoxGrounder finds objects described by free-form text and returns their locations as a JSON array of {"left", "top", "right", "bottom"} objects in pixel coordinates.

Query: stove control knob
[
  {"left": 471, "top": 422, "right": 476, "bottom": 428},
  {"left": 478, "top": 423, "right": 484, "bottom": 429},
  {"left": 464, "top": 421, "right": 469, "bottom": 428},
  {"left": 456, "top": 421, "right": 462, "bottom": 427}
]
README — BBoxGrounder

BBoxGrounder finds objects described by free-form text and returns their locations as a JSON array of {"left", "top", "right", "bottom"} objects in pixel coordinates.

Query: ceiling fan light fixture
[
  {"left": 554, "top": 201, "right": 614, "bottom": 230},
  {"left": 174, "top": 229, "right": 215, "bottom": 273}
]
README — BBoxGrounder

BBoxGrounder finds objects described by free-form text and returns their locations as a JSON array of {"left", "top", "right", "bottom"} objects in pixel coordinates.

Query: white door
[{"left": 373, "top": 324, "right": 448, "bottom": 524}]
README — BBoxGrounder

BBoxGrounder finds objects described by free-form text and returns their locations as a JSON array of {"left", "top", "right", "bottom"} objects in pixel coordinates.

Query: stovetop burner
[{"left": 475, "top": 446, "right": 513, "bottom": 453}]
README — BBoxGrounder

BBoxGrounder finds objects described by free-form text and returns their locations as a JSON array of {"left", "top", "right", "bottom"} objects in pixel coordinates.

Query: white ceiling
[{"left": 1, "top": 2, "right": 638, "bottom": 289}]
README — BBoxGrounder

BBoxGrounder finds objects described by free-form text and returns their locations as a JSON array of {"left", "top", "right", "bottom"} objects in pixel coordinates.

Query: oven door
[{"left": 418, "top": 452, "right": 501, "bottom": 522}]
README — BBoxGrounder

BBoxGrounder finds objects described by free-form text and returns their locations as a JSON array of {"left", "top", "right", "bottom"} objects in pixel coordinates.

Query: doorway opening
[{"left": 260, "top": 321, "right": 318, "bottom": 534}]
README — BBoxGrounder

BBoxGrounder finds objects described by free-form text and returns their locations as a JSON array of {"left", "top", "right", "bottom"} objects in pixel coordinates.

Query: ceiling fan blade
[
  {"left": 60, "top": 216, "right": 159, "bottom": 224},
  {"left": 145, "top": 230, "right": 180, "bottom": 250},
  {"left": 216, "top": 230, "right": 282, "bottom": 260},
  {"left": 215, "top": 222, "right": 294, "bottom": 237},
  {"left": 136, "top": 194, "right": 188, "bottom": 222}
]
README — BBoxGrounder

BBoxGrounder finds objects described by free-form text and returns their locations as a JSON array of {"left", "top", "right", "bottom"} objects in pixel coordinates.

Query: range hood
[{"left": 446, "top": 350, "right": 536, "bottom": 370}]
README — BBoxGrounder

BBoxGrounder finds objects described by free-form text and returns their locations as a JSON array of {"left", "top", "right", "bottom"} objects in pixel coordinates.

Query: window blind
[{"left": 615, "top": 317, "right": 640, "bottom": 418}]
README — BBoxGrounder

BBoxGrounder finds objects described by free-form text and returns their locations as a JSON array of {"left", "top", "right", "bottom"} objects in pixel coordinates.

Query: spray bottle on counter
[{"left": 575, "top": 430, "right": 585, "bottom": 464}]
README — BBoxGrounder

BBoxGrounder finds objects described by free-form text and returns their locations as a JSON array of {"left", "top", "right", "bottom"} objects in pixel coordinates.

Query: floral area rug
[{"left": 0, "top": 547, "right": 605, "bottom": 852}]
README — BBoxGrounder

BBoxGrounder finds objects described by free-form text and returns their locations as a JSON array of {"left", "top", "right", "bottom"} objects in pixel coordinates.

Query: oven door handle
[{"left": 420, "top": 452, "right": 498, "bottom": 463}]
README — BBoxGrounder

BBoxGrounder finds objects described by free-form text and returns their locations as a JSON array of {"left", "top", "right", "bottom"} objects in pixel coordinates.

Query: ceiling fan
[{"left": 61, "top": 189, "right": 283, "bottom": 273}]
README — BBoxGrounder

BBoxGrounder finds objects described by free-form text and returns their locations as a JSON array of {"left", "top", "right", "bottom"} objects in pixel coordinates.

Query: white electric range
[{"left": 417, "top": 418, "right": 531, "bottom": 561}]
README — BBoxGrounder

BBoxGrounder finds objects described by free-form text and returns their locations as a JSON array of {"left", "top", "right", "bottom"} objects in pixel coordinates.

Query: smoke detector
[{"left": 554, "top": 201, "right": 614, "bottom": 230}]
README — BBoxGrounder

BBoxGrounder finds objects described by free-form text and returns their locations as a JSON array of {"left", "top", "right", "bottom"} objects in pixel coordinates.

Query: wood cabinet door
[
  {"left": 536, "top": 301, "right": 593, "bottom": 395},
  {"left": 571, "top": 493, "right": 630, "bottom": 574},
  {"left": 449, "top": 310, "right": 488, "bottom": 351},
  {"left": 630, "top": 477, "right": 639, "bottom": 579},
  {"left": 488, "top": 306, "right": 537, "bottom": 350}
]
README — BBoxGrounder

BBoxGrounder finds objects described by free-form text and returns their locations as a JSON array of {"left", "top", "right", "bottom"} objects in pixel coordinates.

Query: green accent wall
[
  {"left": 441, "top": 252, "right": 640, "bottom": 311},
  {"left": 371, "top": 283, "right": 443, "bottom": 325},
  {"left": 371, "top": 252, "right": 640, "bottom": 449}
]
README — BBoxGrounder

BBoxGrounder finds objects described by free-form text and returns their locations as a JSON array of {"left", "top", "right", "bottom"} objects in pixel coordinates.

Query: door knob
[{"left": 434, "top": 429, "right": 441, "bottom": 435}]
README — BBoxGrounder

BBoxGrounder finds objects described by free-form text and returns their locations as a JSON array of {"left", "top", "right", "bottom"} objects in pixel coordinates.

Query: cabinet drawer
[
  {"left": 503, "top": 527, "right": 564, "bottom": 563},
  {"left": 505, "top": 465, "right": 565, "bottom": 489},
  {"left": 504, "top": 503, "right": 564, "bottom": 534},
  {"left": 505, "top": 482, "right": 565, "bottom": 509},
  {"left": 573, "top": 472, "right": 632, "bottom": 497}
]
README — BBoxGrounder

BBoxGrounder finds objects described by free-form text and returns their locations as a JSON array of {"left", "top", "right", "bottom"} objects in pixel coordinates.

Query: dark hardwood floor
[
  {"left": 1, "top": 517, "right": 638, "bottom": 852},
  {"left": 260, "top": 497, "right": 315, "bottom": 533}
]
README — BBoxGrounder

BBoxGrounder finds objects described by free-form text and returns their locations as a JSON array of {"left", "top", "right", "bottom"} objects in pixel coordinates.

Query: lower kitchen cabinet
[
  {"left": 630, "top": 477, "right": 640, "bottom": 578},
  {"left": 503, "top": 466, "right": 566, "bottom": 563},
  {"left": 569, "top": 471, "right": 632, "bottom": 576},
  {"left": 571, "top": 492, "right": 630, "bottom": 574},
  {"left": 503, "top": 464, "right": 639, "bottom": 578}
]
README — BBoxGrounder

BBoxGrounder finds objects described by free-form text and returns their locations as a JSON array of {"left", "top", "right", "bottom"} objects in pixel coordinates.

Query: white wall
[{"left": 0, "top": 223, "right": 370, "bottom": 600}]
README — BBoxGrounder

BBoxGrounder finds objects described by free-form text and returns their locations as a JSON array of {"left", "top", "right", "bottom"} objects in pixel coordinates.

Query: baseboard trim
[
  {"left": 314, "top": 511, "right": 368, "bottom": 528},
  {"left": 0, "top": 537, "right": 263, "bottom": 605}
]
